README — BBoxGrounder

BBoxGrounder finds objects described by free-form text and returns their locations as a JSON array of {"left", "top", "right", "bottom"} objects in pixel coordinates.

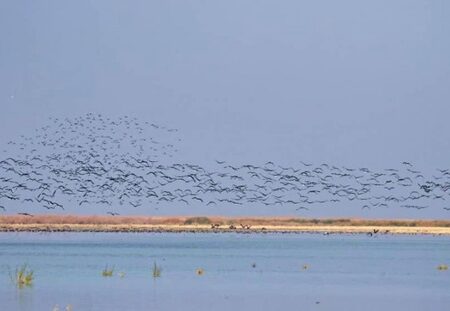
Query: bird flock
[{"left": 1, "top": 113, "right": 449, "bottom": 215}]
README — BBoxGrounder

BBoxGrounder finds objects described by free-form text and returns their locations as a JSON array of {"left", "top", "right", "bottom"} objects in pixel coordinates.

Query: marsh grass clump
[
  {"left": 196, "top": 268, "right": 204, "bottom": 276},
  {"left": 152, "top": 262, "right": 162, "bottom": 278},
  {"left": 437, "top": 264, "right": 448, "bottom": 271},
  {"left": 102, "top": 266, "right": 114, "bottom": 277},
  {"left": 10, "top": 264, "right": 34, "bottom": 288}
]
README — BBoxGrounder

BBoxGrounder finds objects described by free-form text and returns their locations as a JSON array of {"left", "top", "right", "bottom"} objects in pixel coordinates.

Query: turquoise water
[{"left": 0, "top": 232, "right": 449, "bottom": 311}]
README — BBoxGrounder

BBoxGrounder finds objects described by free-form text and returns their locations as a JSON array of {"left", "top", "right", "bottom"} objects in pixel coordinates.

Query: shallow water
[{"left": 0, "top": 232, "right": 449, "bottom": 311}]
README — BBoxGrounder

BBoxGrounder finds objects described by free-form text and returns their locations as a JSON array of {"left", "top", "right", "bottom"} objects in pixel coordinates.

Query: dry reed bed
[
  {"left": 0, "top": 215, "right": 450, "bottom": 235},
  {"left": 0, "top": 215, "right": 449, "bottom": 227}
]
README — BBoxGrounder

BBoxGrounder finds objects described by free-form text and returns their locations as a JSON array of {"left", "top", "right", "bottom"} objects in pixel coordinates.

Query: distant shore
[{"left": 0, "top": 215, "right": 449, "bottom": 235}]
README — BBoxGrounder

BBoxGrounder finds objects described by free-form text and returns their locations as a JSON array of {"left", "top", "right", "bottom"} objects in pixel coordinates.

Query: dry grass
[
  {"left": 184, "top": 217, "right": 211, "bottom": 225},
  {"left": 1, "top": 215, "right": 449, "bottom": 227},
  {"left": 1, "top": 215, "right": 450, "bottom": 235}
]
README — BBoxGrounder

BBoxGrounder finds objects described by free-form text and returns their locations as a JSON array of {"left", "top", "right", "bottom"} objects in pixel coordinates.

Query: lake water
[{"left": 0, "top": 232, "right": 449, "bottom": 311}]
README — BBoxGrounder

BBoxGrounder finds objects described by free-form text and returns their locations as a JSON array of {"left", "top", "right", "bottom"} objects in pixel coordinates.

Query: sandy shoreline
[
  {"left": 0, "top": 215, "right": 449, "bottom": 235},
  {"left": 1, "top": 223, "right": 450, "bottom": 235}
]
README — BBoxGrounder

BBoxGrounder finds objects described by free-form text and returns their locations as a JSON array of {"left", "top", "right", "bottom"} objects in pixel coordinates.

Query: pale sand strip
[{"left": 1, "top": 223, "right": 450, "bottom": 235}]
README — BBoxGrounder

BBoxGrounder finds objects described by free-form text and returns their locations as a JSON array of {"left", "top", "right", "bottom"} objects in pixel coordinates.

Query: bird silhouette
[{"left": 0, "top": 113, "right": 448, "bottom": 216}]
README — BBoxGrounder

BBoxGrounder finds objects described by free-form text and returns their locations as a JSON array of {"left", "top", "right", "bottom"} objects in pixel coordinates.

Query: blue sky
[{"left": 1, "top": 1, "right": 449, "bottom": 218}]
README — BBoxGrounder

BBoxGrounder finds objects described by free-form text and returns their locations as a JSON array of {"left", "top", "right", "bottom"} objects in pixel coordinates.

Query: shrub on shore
[{"left": 184, "top": 217, "right": 211, "bottom": 225}]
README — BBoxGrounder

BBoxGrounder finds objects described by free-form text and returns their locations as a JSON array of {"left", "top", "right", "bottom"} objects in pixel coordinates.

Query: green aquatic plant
[
  {"left": 437, "top": 264, "right": 448, "bottom": 271},
  {"left": 10, "top": 264, "right": 34, "bottom": 288},
  {"left": 102, "top": 265, "right": 114, "bottom": 277},
  {"left": 152, "top": 262, "right": 162, "bottom": 278}
]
